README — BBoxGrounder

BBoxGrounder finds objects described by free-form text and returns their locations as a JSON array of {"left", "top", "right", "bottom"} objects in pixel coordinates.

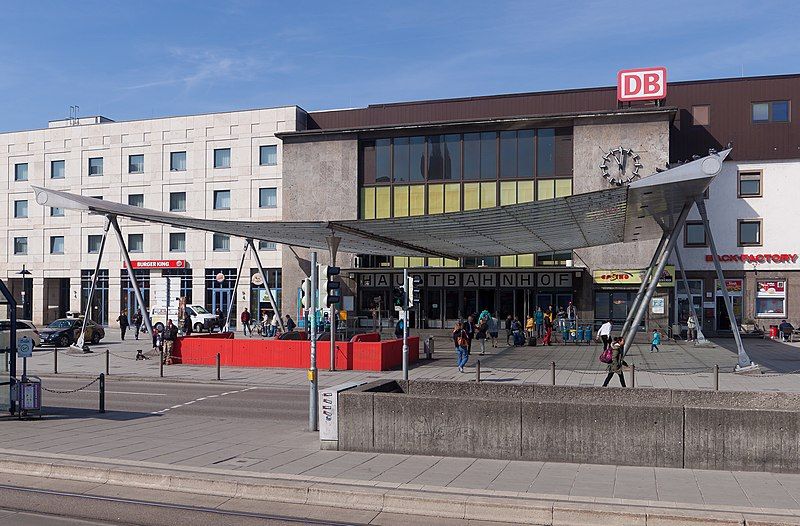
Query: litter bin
[{"left": 14, "top": 376, "right": 42, "bottom": 419}]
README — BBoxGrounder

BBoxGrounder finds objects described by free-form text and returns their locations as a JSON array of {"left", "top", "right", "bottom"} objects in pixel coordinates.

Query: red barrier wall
[{"left": 173, "top": 335, "right": 418, "bottom": 371}]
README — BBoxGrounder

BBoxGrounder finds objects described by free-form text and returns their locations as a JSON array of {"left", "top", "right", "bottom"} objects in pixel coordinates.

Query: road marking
[
  {"left": 83, "top": 390, "right": 167, "bottom": 396},
  {"left": 152, "top": 387, "right": 257, "bottom": 415}
]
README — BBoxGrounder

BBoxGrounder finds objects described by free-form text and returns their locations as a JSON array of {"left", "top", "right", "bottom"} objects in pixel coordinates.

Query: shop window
[
  {"left": 752, "top": 101, "right": 790, "bottom": 123},
  {"left": 463, "top": 182, "right": 480, "bottom": 210},
  {"left": 684, "top": 221, "right": 707, "bottom": 247},
  {"left": 737, "top": 170, "right": 762, "bottom": 197},
  {"left": 692, "top": 105, "right": 710, "bottom": 126},
  {"left": 756, "top": 280, "right": 786, "bottom": 318},
  {"left": 738, "top": 219, "right": 762, "bottom": 246},
  {"left": 360, "top": 187, "right": 376, "bottom": 219},
  {"left": 393, "top": 185, "right": 409, "bottom": 217},
  {"left": 375, "top": 139, "right": 391, "bottom": 183},
  {"left": 409, "top": 185, "right": 425, "bottom": 216},
  {"left": 427, "top": 184, "right": 443, "bottom": 214},
  {"left": 480, "top": 182, "right": 496, "bottom": 208},
  {"left": 375, "top": 186, "right": 391, "bottom": 218},
  {"left": 444, "top": 183, "right": 460, "bottom": 212},
  {"left": 537, "top": 128, "right": 555, "bottom": 176}
]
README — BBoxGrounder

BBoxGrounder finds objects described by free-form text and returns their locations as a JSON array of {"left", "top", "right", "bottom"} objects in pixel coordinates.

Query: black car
[{"left": 40, "top": 318, "right": 105, "bottom": 347}]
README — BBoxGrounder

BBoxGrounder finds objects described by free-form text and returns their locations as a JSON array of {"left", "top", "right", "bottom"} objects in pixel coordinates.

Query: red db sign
[{"left": 617, "top": 67, "right": 667, "bottom": 101}]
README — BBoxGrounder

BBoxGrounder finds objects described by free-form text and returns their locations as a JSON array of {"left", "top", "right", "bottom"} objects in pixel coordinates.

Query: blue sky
[{"left": 1, "top": 0, "right": 799, "bottom": 131}]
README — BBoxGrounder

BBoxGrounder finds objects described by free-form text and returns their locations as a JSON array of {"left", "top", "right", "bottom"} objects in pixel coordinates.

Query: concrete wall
[
  {"left": 338, "top": 380, "right": 800, "bottom": 473},
  {"left": 280, "top": 135, "right": 359, "bottom": 318}
]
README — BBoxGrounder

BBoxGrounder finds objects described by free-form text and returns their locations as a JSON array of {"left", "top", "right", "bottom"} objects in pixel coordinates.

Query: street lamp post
[{"left": 17, "top": 265, "right": 32, "bottom": 321}]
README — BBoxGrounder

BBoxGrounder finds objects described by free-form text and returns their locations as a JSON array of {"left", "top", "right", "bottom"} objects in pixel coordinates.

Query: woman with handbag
[
  {"left": 452, "top": 321, "right": 470, "bottom": 373},
  {"left": 602, "top": 337, "right": 627, "bottom": 387}
]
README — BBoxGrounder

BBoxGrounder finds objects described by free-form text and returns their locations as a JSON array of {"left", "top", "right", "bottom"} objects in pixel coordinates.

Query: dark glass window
[
  {"left": 517, "top": 130, "right": 534, "bottom": 178},
  {"left": 463, "top": 133, "right": 480, "bottom": 180},
  {"left": 537, "top": 128, "right": 555, "bottom": 176},
  {"left": 375, "top": 139, "right": 390, "bottom": 183},
  {"left": 427, "top": 136, "right": 444, "bottom": 180},
  {"left": 738, "top": 220, "right": 761, "bottom": 246},
  {"left": 554, "top": 128, "right": 574, "bottom": 176},
  {"left": 480, "top": 132, "right": 496, "bottom": 179},
  {"left": 444, "top": 134, "right": 461, "bottom": 180},
  {"left": 409, "top": 136, "right": 425, "bottom": 181},
  {"left": 684, "top": 222, "right": 707, "bottom": 247},
  {"left": 392, "top": 137, "right": 409, "bottom": 183},
  {"left": 499, "top": 131, "right": 516, "bottom": 179},
  {"left": 772, "top": 101, "right": 790, "bottom": 122},
  {"left": 361, "top": 141, "right": 376, "bottom": 184}
]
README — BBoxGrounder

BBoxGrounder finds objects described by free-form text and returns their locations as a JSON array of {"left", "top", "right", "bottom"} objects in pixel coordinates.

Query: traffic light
[
  {"left": 392, "top": 286, "right": 405, "bottom": 309},
  {"left": 319, "top": 265, "right": 341, "bottom": 307},
  {"left": 300, "top": 278, "right": 312, "bottom": 309},
  {"left": 407, "top": 275, "right": 422, "bottom": 308}
]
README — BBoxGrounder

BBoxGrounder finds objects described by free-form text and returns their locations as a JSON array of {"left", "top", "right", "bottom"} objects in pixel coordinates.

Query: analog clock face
[{"left": 600, "top": 147, "right": 643, "bottom": 186}]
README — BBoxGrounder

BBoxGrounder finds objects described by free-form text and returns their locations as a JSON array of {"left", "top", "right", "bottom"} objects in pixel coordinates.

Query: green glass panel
[
  {"left": 480, "top": 182, "right": 496, "bottom": 208},
  {"left": 375, "top": 186, "right": 391, "bottom": 218},
  {"left": 537, "top": 179, "right": 555, "bottom": 201},
  {"left": 518, "top": 180, "right": 534, "bottom": 203},
  {"left": 393, "top": 185, "right": 409, "bottom": 217},
  {"left": 500, "top": 181, "right": 517, "bottom": 205},
  {"left": 555, "top": 178, "right": 573, "bottom": 197},
  {"left": 409, "top": 185, "right": 425, "bottom": 216},
  {"left": 445, "top": 183, "right": 461, "bottom": 212},
  {"left": 464, "top": 182, "right": 480, "bottom": 211}
]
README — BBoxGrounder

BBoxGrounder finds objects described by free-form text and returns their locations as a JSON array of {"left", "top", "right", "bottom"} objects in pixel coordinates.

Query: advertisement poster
[{"left": 651, "top": 297, "right": 665, "bottom": 314}]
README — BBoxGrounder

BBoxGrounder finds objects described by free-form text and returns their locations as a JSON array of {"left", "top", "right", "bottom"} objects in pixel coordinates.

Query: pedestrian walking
[
  {"left": 542, "top": 310, "right": 554, "bottom": 346},
  {"left": 556, "top": 306, "right": 567, "bottom": 332},
  {"left": 597, "top": 319, "right": 613, "bottom": 351},
  {"left": 240, "top": 308, "right": 252, "bottom": 336},
  {"left": 602, "top": 337, "right": 627, "bottom": 387},
  {"left": 116, "top": 309, "right": 129, "bottom": 340},
  {"left": 476, "top": 316, "right": 488, "bottom": 355},
  {"left": 285, "top": 314, "right": 296, "bottom": 332},
  {"left": 452, "top": 321, "right": 470, "bottom": 373},
  {"left": 132, "top": 311, "right": 143, "bottom": 340},
  {"left": 505, "top": 315, "right": 513, "bottom": 345},
  {"left": 152, "top": 327, "right": 163, "bottom": 357},
  {"left": 464, "top": 315, "right": 476, "bottom": 354},
  {"left": 215, "top": 307, "right": 224, "bottom": 332},
  {"left": 686, "top": 315, "right": 697, "bottom": 341},
  {"left": 534, "top": 306, "right": 544, "bottom": 338},
  {"left": 566, "top": 301, "right": 577, "bottom": 323},
  {"left": 182, "top": 314, "right": 192, "bottom": 336},
  {"left": 488, "top": 314, "right": 499, "bottom": 348},
  {"left": 650, "top": 329, "right": 661, "bottom": 353},
  {"left": 270, "top": 312, "right": 280, "bottom": 337},
  {"left": 162, "top": 319, "right": 178, "bottom": 364}
]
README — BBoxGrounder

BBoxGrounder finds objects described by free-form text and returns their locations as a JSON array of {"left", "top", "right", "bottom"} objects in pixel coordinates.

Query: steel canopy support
[
  {"left": 696, "top": 200, "right": 755, "bottom": 370},
  {"left": 247, "top": 239, "right": 285, "bottom": 333},
  {"left": 673, "top": 244, "right": 707, "bottom": 344},
  {"left": 223, "top": 242, "right": 249, "bottom": 333},
  {"left": 109, "top": 215, "right": 154, "bottom": 339},
  {"left": 309, "top": 251, "right": 319, "bottom": 431},
  {"left": 326, "top": 234, "right": 341, "bottom": 373},
  {"left": 620, "top": 232, "right": 669, "bottom": 338},
  {"left": 623, "top": 202, "right": 693, "bottom": 357},
  {"left": 76, "top": 218, "right": 111, "bottom": 349}
]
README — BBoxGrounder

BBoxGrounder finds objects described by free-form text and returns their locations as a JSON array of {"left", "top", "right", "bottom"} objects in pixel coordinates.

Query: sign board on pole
[
  {"left": 617, "top": 67, "right": 667, "bottom": 102},
  {"left": 17, "top": 336, "right": 33, "bottom": 359}
]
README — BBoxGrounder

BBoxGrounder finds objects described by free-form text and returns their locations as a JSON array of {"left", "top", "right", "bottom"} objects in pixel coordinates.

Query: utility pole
[
  {"left": 402, "top": 268, "right": 409, "bottom": 381},
  {"left": 308, "top": 251, "right": 318, "bottom": 431}
]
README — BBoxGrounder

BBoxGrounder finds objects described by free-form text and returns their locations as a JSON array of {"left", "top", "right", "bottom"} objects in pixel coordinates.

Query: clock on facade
[{"left": 600, "top": 147, "right": 643, "bottom": 186}]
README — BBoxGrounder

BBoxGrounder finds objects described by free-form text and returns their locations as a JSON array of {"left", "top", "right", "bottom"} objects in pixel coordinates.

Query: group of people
[
  {"left": 239, "top": 308, "right": 295, "bottom": 337},
  {"left": 451, "top": 310, "right": 499, "bottom": 372}
]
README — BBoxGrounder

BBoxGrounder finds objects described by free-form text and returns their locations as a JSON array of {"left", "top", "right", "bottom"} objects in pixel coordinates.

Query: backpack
[{"left": 599, "top": 347, "right": 613, "bottom": 364}]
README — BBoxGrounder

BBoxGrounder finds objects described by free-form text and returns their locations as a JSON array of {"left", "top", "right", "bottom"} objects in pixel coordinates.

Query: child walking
[{"left": 650, "top": 329, "right": 661, "bottom": 353}]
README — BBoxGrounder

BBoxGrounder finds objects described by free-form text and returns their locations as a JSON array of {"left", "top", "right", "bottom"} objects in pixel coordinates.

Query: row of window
[
  {"left": 10, "top": 145, "right": 278, "bottom": 182},
  {"left": 360, "top": 128, "right": 573, "bottom": 185},
  {"left": 10, "top": 188, "right": 277, "bottom": 218},
  {"left": 684, "top": 219, "right": 763, "bottom": 247},
  {"left": 12, "top": 234, "right": 276, "bottom": 255},
  {"left": 688, "top": 100, "right": 791, "bottom": 126}
]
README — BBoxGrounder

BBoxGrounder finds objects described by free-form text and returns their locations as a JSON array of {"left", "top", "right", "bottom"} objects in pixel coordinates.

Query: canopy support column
[
  {"left": 620, "top": 232, "right": 668, "bottom": 338},
  {"left": 623, "top": 202, "right": 693, "bottom": 357},
  {"left": 75, "top": 218, "right": 110, "bottom": 349},
  {"left": 673, "top": 244, "right": 707, "bottom": 344},
  {"left": 697, "top": 200, "right": 756, "bottom": 371},
  {"left": 109, "top": 215, "right": 153, "bottom": 339},
  {"left": 247, "top": 239, "right": 285, "bottom": 333},
  {"left": 223, "top": 241, "right": 249, "bottom": 333}
]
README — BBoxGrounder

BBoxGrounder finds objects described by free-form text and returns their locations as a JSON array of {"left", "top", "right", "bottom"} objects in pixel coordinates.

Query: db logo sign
[{"left": 617, "top": 67, "right": 667, "bottom": 102}]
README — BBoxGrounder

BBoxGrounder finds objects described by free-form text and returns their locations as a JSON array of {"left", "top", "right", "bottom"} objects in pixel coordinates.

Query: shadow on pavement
[
  {"left": 710, "top": 337, "right": 800, "bottom": 373},
  {"left": 38, "top": 406, "right": 158, "bottom": 421}
]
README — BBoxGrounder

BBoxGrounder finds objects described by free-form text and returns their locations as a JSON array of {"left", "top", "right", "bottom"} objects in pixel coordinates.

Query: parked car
[
  {"left": 39, "top": 318, "right": 105, "bottom": 347},
  {"left": 0, "top": 319, "right": 41, "bottom": 349},
  {"left": 149, "top": 304, "right": 218, "bottom": 333}
]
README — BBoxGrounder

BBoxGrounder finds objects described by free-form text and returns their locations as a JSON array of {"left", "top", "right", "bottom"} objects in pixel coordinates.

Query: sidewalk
[{"left": 19, "top": 329, "right": 800, "bottom": 392}]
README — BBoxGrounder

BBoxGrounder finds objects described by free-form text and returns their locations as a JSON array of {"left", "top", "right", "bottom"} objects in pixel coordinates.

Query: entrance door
[
  {"left": 716, "top": 296, "right": 743, "bottom": 331},
  {"left": 477, "top": 289, "right": 495, "bottom": 317},
  {"left": 444, "top": 290, "right": 459, "bottom": 325},
  {"left": 212, "top": 289, "right": 231, "bottom": 319},
  {"left": 498, "top": 290, "right": 514, "bottom": 320},
  {"left": 426, "top": 289, "right": 442, "bottom": 328},
  {"left": 463, "top": 290, "right": 477, "bottom": 319},
  {"left": 556, "top": 293, "right": 573, "bottom": 312},
  {"left": 536, "top": 293, "right": 553, "bottom": 313}
]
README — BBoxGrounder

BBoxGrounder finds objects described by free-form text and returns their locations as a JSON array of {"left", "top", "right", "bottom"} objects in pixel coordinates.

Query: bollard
[
  {"left": 54, "top": 349, "right": 58, "bottom": 374},
  {"left": 216, "top": 353, "right": 221, "bottom": 381},
  {"left": 630, "top": 364, "right": 635, "bottom": 388},
  {"left": 105, "top": 350, "right": 110, "bottom": 376},
  {"left": 551, "top": 361, "right": 556, "bottom": 385},
  {"left": 714, "top": 364, "right": 719, "bottom": 391},
  {"left": 475, "top": 360, "right": 481, "bottom": 383},
  {"left": 99, "top": 373, "right": 105, "bottom": 413},
  {"left": 159, "top": 351, "right": 164, "bottom": 378}
]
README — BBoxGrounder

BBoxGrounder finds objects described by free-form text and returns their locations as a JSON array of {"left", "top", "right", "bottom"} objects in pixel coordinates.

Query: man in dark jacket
[
  {"left": 162, "top": 320, "right": 179, "bottom": 364},
  {"left": 116, "top": 310, "right": 129, "bottom": 341},
  {"left": 464, "top": 315, "right": 476, "bottom": 354},
  {"left": 182, "top": 315, "right": 192, "bottom": 336},
  {"left": 132, "top": 311, "right": 143, "bottom": 340}
]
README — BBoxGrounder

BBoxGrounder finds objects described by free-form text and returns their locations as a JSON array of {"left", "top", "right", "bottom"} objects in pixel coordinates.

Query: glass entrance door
[
  {"left": 426, "top": 289, "right": 442, "bottom": 328},
  {"left": 536, "top": 293, "right": 553, "bottom": 313},
  {"left": 444, "top": 290, "right": 460, "bottom": 324},
  {"left": 462, "top": 290, "right": 477, "bottom": 319}
]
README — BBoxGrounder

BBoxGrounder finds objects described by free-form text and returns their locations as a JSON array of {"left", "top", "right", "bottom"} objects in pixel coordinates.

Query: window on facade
[
  {"left": 259, "top": 187, "right": 277, "bottom": 208},
  {"left": 14, "top": 163, "right": 28, "bottom": 181},
  {"left": 213, "top": 190, "right": 231, "bottom": 210},
  {"left": 259, "top": 145, "right": 277, "bottom": 166},
  {"left": 51, "top": 160, "right": 65, "bottom": 179},
  {"left": 427, "top": 136, "right": 444, "bottom": 180},
  {"left": 169, "top": 232, "right": 186, "bottom": 252},
  {"left": 392, "top": 137, "right": 409, "bottom": 183},
  {"left": 213, "top": 148, "right": 231, "bottom": 168},
  {"left": 375, "top": 139, "right": 391, "bottom": 183},
  {"left": 50, "top": 207, "right": 65, "bottom": 217},
  {"left": 13, "top": 237, "right": 27, "bottom": 255},
  {"left": 87, "top": 235, "right": 103, "bottom": 254},
  {"left": 14, "top": 200, "right": 28, "bottom": 218},
  {"left": 480, "top": 132, "right": 497, "bottom": 179},
  {"left": 409, "top": 136, "right": 425, "bottom": 182},
  {"left": 752, "top": 101, "right": 790, "bottom": 123},
  {"left": 691, "top": 105, "right": 710, "bottom": 126},
  {"left": 738, "top": 171, "right": 762, "bottom": 197},
  {"left": 88, "top": 157, "right": 103, "bottom": 176},
  {"left": 50, "top": 236, "right": 64, "bottom": 254},
  {"left": 738, "top": 219, "right": 762, "bottom": 246},
  {"left": 684, "top": 222, "right": 707, "bottom": 247},
  {"left": 170, "top": 151, "right": 187, "bottom": 171},
  {"left": 537, "top": 128, "right": 555, "bottom": 176},
  {"left": 213, "top": 233, "right": 230, "bottom": 251},
  {"left": 169, "top": 192, "right": 187, "bottom": 212},
  {"left": 128, "top": 154, "right": 144, "bottom": 173},
  {"left": 128, "top": 194, "right": 144, "bottom": 207},
  {"left": 128, "top": 234, "right": 144, "bottom": 252},
  {"left": 463, "top": 133, "right": 480, "bottom": 180},
  {"left": 756, "top": 280, "right": 786, "bottom": 318},
  {"left": 536, "top": 251, "right": 572, "bottom": 266},
  {"left": 444, "top": 134, "right": 461, "bottom": 180},
  {"left": 258, "top": 240, "right": 277, "bottom": 250},
  {"left": 499, "top": 131, "right": 516, "bottom": 178}
]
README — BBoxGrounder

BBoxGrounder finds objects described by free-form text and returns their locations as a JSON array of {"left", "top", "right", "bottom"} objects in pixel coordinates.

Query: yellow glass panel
[
  {"left": 427, "top": 257, "right": 442, "bottom": 267},
  {"left": 445, "top": 183, "right": 461, "bottom": 212},
  {"left": 444, "top": 258, "right": 459, "bottom": 267},
  {"left": 361, "top": 187, "right": 375, "bottom": 219},
  {"left": 555, "top": 179, "right": 573, "bottom": 198},
  {"left": 409, "top": 185, "right": 425, "bottom": 216},
  {"left": 393, "top": 256, "right": 408, "bottom": 267},
  {"left": 500, "top": 182, "right": 517, "bottom": 205},
  {"left": 537, "top": 179, "right": 555, "bottom": 201},
  {"left": 409, "top": 256, "right": 425, "bottom": 267},
  {"left": 464, "top": 183, "right": 480, "bottom": 211},
  {"left": 518, "top": 180, "right": 534, "bottom": 203},
  {"left": 375, "top": 187, "right": 391, "bottom": 218},
  {"left": 428, "top": 184, "right": 444, "bottom": 214},
  {"left": 517, "top": 253, "right": 534, "bottom": 267},
  {"left": 393, "top": 185, "right": 409, "bottom": 217},
  {"left": 480, "top": 182, "right": 496, "bottom": 208},
  {"left": 500, "top": 255, "right": 517, "bottom": 267}
]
